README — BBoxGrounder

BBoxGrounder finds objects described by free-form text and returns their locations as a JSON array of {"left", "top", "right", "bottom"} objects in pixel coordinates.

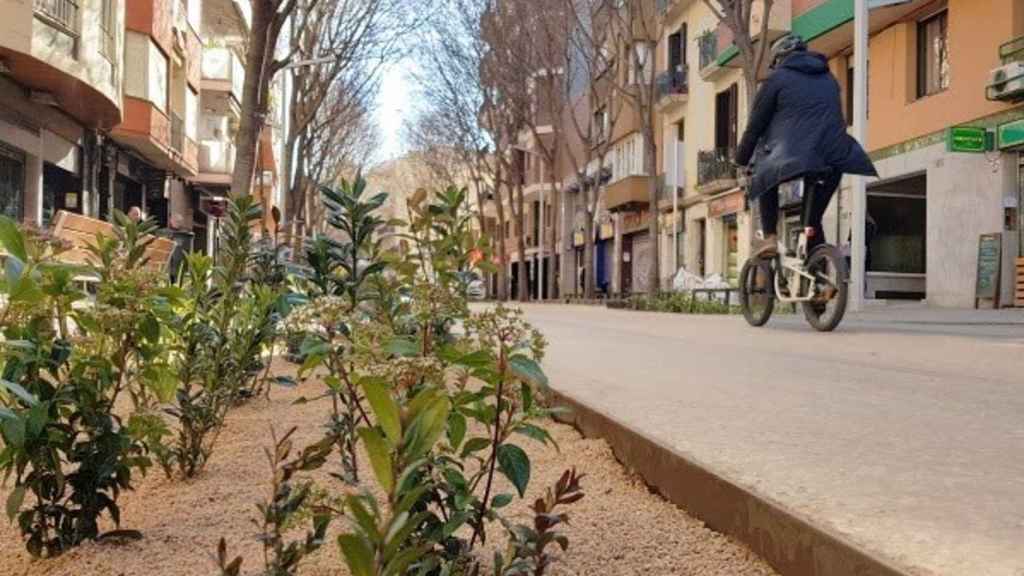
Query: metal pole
[
  {"left": 539, "top": 187, "right": 545, "bottom": 300},
  {"left": 850, "top": 0, "right": 869, "bottom": 311},
  {"left": 672, "top": 139, "right": 680, "bottom": 277}
]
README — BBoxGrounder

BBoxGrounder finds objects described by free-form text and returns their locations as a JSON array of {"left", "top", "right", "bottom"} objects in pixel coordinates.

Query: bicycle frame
[{"left": 769, "top": 178, "right": 825, "bottom": 304}]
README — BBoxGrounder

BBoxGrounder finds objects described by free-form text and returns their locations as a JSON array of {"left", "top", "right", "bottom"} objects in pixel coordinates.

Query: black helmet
[{"left": 769, "top": 34, "right": 807, "bottom": 69}]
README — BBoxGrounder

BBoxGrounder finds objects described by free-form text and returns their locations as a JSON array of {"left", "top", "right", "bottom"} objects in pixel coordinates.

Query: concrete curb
[{"left": 549, "top": 389, "right": 912, "bottom": 576}]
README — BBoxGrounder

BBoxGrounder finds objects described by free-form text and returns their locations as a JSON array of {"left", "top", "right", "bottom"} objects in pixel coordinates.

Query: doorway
[
  {"left": 43, "top": 162, "right": 82, "bottom": 226},
  {"left": 621, "top": 234, "right": 633, "bottom": 295},
  {"left": 0, "top": 143, "right": 25, "bottom": 221}
]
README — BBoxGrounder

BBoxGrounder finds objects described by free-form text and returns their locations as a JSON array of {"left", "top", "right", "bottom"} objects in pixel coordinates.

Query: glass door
[{"left": 0, "top": 143, "right": 25, "bottom": 220}]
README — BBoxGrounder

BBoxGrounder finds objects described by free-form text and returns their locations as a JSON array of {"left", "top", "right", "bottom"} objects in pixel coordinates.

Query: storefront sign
[
  {"left": 975, "top": 233, "right": 1002, "bottom": 306},
  {"left": 946, "top": 126, "right": 990, "bottom": 153},
  {"left": 708, "top": 191, "right": 744, "bottom": 218},
  {"left": 997, "top": 119, "right": 1024, "bottom": 150}
]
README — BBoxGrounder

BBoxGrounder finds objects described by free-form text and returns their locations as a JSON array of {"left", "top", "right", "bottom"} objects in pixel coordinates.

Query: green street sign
[
  {"left": 946, "top": 126, "right": 989, "bottom": 153},
  {"left": 997, "top": 119, "right": 1024, "bottom": 150}
]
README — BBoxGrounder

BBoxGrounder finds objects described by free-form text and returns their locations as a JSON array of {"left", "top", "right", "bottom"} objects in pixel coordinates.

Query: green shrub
[{"left": 0, "top": 214, "right": 173, "bottom": 556}]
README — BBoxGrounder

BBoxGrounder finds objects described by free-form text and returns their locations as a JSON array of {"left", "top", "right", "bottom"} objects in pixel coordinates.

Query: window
[
  {"left": 845, "top": 59, "right": 869, "bottom": 126},
  {"left": 715, "top": 84, "right": 738, "bottom": 151},
  {"left": 917, "top": 10, "right": 949, "bottom": 98},
  {"left": 100, "top": 0, "right": 116, "bottom": 62},
  {"left": 668, "top": 24, "right": 688, "bottom": 73}
]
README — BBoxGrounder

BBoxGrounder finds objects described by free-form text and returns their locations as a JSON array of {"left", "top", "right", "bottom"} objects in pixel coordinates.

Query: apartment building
[
  {"left": 0, "top": 0, "right": 281, "bottom": 259},
  {"left": 654, "top": 0, "right": 1024, "bottom": 307},
  {"left": 0, "top": 0, "right": 124, "bottom": 226}
]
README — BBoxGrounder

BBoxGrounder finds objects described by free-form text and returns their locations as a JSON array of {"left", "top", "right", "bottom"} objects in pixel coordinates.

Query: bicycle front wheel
[
  {"left": 740, "top": 259, "right": 775, "bottom": 327},
  {"left": 802, "top": 245, "right": 849, "bottom": 332}
]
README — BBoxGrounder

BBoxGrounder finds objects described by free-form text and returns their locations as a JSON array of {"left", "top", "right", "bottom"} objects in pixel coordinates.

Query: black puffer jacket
[{"left": 736, "top": 51, "right": 877, "bottom": 199}]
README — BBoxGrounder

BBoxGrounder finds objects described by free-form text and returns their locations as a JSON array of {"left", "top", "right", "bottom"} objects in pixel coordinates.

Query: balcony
[
  {"left": 198, "top": 141, "right": 236, "bottom": 185},
  {"left": 201, "top": 47, "right": 245, "bottom": 104},
  {"left": 696, "top": 148, "right": 738, "bottom": 195},
  {"left": 655, "top": 67, "right": 689, "bottom": 113},
  {"left": 34, "top": 0, "right": 79, "bottom": 39},
  {"left": 604, "top": 175, "right": 652, "bottom": 212},
  {"left": 698, "top": 31, "right": 724, "bottom": 80}
]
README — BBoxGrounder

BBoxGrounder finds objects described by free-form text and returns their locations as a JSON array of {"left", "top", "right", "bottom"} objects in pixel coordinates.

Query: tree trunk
[
  {"left": 492, "top": 164, "right": 509, "bottom": 302},
  {"left": 547, "top": 187, "right": 559, "bottom": 300},
  {"left": 231, "top": 2, "right": 273, "bottom": 198},
  {"left": 583, "top": 210, "right": 595, "bottom": 299},
  {"left": 515, "top": 181, "right": 529, "bottom": 302},
  {"left": 645, "top": 131, "right": 660, "bottom": 295}
]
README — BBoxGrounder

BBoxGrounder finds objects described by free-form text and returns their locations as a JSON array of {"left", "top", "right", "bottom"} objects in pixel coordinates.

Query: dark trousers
[{"left": 759, "top": 170, "right": 841, "bottom": 251}]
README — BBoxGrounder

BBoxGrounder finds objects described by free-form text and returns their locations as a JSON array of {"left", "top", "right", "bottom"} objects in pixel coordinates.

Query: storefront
[{"left": 708, "top": 190, "right": 745, "bottom": 286}]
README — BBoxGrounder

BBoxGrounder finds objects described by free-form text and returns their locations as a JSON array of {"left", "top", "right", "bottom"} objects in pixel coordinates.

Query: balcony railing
[
  {"left": 202, "top": 47, "right": 246, "bottom": 103},
  {"left": 656, "top": 67, "right": 689, "bottom": 101},
  {"left": 698, "top": 31, "right": 719, "bottom": 70},
  {"left": 199, "top": 141, "right": 236, "bottom": 175},
  {"left": 34, "top": 0, "right": 80, "bottom": 37},
  {"left": 697, "top": 148, "right": 737, "bottom": 187},
  {"left": 170, "top": 113, "right": 185, "bottom": 153}
]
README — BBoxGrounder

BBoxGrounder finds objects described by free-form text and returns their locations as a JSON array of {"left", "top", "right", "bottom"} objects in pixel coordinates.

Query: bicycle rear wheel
[
  {"left": 740, "top": 259, "right": 775, "bottom": 327},
  {"left": 802, "top": 245, "right": 848, "bottom": 332}
]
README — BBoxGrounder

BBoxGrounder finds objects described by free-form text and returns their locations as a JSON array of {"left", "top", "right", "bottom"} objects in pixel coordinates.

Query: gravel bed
[{"left": 0, "top": 362, "right": 777, "bottom": 576}]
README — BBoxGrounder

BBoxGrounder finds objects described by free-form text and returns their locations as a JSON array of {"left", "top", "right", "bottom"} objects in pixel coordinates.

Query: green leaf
[
  {"left": 457, "top": 349, "right": 493, "bottom": 370},
  {"left": 514, "top": 423, "right": 556, "bottom": 448},
  {"left": 0, "top": 379, "right": 37, "bottom": 406},
  {"left": 403, "top": 396, "right": 451, "bottom": 459},
  {"left": 496, "top": 444, "right": 531, "bottom": 498},
  {"left": 361, "top": 377, "right": 401, "bottom": 445},
  {"left": 0, "top": 217, "right": 27, "bottom": 262},
  {"left": 508, "top": 355, "right": 548, "bottom": 388},
  {"left": 6, "top": 486, "right": 25, "bottom": 521},
  {"left": 338, "top": 534, "right": 375, "bottom": 576},
  {"left": 385, "top": 338, "right": 419, "bottom": 358},
  {"left": 460, "top": 437, "right": 491, "bottom": 458},
  {"left": 447, "top": 412, "right": 466, "bottom": 450},
  {"left": 491, "top": 493, "right": 513, "bottom": 509},
  {"left": 359, "top": 428, "right": 394, "bottom": 493},
  {"left": 1, "top": 417, "right": 25, "bottom": 448}
]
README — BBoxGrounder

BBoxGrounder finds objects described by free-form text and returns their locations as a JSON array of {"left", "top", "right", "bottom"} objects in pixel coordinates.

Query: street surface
[{"left": 519, "top": 304, "right": 1024, "bottom": 576}]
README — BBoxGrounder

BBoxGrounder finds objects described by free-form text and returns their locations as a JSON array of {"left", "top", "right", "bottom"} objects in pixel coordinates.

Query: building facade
[
  {"left": 511, "top": 0, "right": 1024, "bottom": 308},
  {"left": 0, "top": 0, "right": 280, "bottom": 259}
]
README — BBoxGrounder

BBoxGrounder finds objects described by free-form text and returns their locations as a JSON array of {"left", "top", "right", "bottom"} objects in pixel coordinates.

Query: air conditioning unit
[{"left": 987, "top": 62, "right": 1024, "bottom": 101}]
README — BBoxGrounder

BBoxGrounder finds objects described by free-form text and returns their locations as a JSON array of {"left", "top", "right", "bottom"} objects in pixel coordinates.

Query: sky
[{"left": 373, "top": 57, "right": 419, "bottom": 164}]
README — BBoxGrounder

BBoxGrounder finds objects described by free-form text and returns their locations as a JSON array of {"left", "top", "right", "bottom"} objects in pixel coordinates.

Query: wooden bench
[{"left": 51, "top": 210, "right": 176, "bottom": 274}]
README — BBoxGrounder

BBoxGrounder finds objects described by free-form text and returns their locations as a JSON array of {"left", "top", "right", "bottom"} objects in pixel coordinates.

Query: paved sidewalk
[{"left": 519, "top": 304, "right": 1024, "bottom": 576}]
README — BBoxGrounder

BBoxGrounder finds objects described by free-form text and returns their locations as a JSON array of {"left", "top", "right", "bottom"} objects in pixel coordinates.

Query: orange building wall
[{"left": 867, "top": 0, "right": 1020, "bottom": 152}]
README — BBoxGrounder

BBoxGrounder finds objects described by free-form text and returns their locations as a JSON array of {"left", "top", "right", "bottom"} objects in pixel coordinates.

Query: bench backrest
[{"left": 51, "top": 210, "right": 176, "bottom": 272}]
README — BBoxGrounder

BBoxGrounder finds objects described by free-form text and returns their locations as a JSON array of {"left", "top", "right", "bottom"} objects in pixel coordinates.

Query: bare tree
[
  {"left": 417, "top": 0, "right": 518, "bottom": 301},
  {"left": 282, "top": 0, "right": 416, "bottom": 251},
  {"left": 232, "top": 0, "right": 320, "bottom": 198},
  {"left": 300, "top": 83, "right": 379, "bottom": 235},
  {"left": 702, "top": 0, "right": 776, "bottom": 115},
  {"left": 599, "top": 0, "right": 666, "bottom": 294},
  {"left": 505, "top": 0, "right": 573, "bottom": 300},
  {"left": 562, "top": 0, "right": 626, "bottom": 298}
]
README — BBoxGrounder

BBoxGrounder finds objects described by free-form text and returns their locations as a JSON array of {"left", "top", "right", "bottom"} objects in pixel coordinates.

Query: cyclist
[{"left": 735, "top": 34, "right": 877, "bottom": 258}]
